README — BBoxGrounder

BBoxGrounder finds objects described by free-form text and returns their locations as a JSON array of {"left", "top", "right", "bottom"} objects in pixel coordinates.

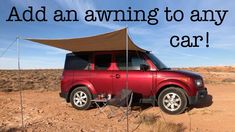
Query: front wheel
[
  {"left": 158, "top": 87, "right": 187, "bottom": 115},
  {"left": 70, "top": 87, "right": 92, "bottom": 110}
]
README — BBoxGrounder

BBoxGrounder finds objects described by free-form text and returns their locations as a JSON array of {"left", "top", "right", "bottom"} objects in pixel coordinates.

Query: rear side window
[
  {"left": 94, "top": 54, "right": 112, "bottom": 70},
  {"left": 65, "top": 54, "right": 90, "bottom": 70},
  {"left": 115, "top": 53, "right": 147, "bottom": 70}
]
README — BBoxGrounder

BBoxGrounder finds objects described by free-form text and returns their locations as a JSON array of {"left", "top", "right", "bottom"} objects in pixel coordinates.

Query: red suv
[{"left": 60, "top": 51, "right": 208, "bottom": 114}]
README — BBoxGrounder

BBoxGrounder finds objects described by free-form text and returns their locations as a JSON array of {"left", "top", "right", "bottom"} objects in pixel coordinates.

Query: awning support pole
[
  {"left": 17, "top": 36, "right": 24, "bottom": 129},
  {"left": 125, "top": 28, "right": 129, "bottom": 132}
]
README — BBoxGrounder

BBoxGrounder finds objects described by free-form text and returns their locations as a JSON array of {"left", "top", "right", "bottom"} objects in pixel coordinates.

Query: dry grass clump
[
  {"left": 136, "top": 113, "right": 185, "bottom": 132},
  {"left": 222, "top": 78, "right": 235, "bottom": 83},
  {"left": 0, "top": 127, "right": 25, "bottom": 132},
  {"left": 137, "top": 113, "right": 159, "bottom": 125},
  {"left": 154, "top": 121, "right": 185, "bottom": 132},
  {"left": 0, "top": 69, "right": 62, "bottom": 92}
]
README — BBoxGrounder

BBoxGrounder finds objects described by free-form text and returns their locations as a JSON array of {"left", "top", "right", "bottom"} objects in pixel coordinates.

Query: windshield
[{"left": 147, "top": 53, "right": 169, "bottom": 70}]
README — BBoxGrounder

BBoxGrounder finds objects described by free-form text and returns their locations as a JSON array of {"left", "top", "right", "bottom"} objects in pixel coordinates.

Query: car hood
[{"left": 159, "top": 69, "right": 202, "bottom": 79}]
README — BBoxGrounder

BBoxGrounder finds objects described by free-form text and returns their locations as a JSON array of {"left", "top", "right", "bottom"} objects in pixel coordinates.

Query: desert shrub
[
  {"left": 208, "top": 68, "right": 218, "bottom": 72},
  {"left": 0, "top": 127, "right": 25, "bottom": 132},
  {"left": 137, "top": 113, "right": 159, "bottom": 125},
  {"left": 0, "top": 70, "right": 62, "bottom": 92},
  {"left": 154, "top": 121, "right": 185, "bottom": 132},
  {"left": 222, "top": 78, "right": 235, "bottom": 82},
  {"left": 136, "top": 113, "right": 185, "bottom": 132},
  {"left": 204, "top": 79, "right": 210, "bottom": 84}
]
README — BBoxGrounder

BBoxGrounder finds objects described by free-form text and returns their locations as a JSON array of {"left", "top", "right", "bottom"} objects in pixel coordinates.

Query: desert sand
[{"left": 0, "top": 66, "right": 235, "bottom": 132}]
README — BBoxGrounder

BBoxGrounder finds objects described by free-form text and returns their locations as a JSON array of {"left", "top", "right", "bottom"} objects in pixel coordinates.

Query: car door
[
  {"left": 90, "top": 53, "right": 113, "bottom": 94},
  {"left": 112, "top": 52, "right": 153, "bottom": 97}
]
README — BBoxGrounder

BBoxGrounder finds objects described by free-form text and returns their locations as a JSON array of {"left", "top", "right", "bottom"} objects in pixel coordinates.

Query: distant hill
[{"left": 1, "top": 66, "right": 235, "bottom": 92}]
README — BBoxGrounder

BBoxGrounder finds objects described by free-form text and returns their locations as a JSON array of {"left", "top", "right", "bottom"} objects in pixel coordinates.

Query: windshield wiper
[{"left": 160, "top": 68, "right": 171, "bottom": 70}]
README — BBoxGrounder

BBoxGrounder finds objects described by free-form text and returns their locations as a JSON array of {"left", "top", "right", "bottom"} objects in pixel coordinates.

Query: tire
[
  {"left": 70, "top": 87, "right": 92, "bottom": 110},
  {"left": 158, "top": 87, "right": 187, "bottom": 115}
]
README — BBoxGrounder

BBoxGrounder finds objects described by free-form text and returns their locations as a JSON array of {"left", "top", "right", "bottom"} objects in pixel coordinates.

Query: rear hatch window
[{"left": 64, "top": 53, "right": 90, "bottom": 70}]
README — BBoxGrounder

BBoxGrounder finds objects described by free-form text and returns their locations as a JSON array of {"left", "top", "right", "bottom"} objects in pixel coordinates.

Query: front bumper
[
  {"left": 188, "top": 88, "right": 208, "bottom": 105},
  {"left": 59, "top": 92, "right": 69, "bottom": 102}
]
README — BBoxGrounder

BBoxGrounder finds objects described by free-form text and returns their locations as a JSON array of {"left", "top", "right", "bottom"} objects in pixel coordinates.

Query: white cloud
[
  {"left": 0, "top": 57, "right": 18, "bottom": 69},
  {"left": 0, "top": 56, "right": 64, "bottom": 69},
  {"left": 210, "top": 27, "right": 235, "bottom": 50},
  {"left": 54, "top": 0, "right": 152, "bottom": 35},
  {"left": 45, "top": 48, "right": 68, "bottom": 55},
  {"left": 55, "top": 0, "right": 121, "bottom": 29},
  {"left": 21, "top": 40, "right": 69, "bottom": 55}
]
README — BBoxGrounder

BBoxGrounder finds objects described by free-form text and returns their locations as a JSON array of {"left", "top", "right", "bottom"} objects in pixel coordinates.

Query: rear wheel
[
  {"left": 70, "top": 87, "right": 92, "bottom": 110},
  {"left": 158, "top": 87, "right": 187, "bottom": 114}
]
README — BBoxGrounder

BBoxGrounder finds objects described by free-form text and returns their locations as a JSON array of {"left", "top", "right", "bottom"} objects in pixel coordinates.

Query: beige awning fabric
[{"left": 26, "top": 28, "right": 146, "bottom": 52}]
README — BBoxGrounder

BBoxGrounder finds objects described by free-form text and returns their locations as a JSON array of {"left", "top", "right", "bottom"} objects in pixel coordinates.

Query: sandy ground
[{"left": 1, "top": 67, "right": 235, "bottom": 131}]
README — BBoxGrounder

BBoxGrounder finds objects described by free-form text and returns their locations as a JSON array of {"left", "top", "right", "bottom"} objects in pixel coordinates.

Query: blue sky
[{"left": 0, "top": 0, "right": 235, "bottom": 69}]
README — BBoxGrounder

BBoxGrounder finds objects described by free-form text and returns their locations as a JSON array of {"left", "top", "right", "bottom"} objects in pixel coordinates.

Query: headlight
[{"left": 195, "top": 79, "right": 203, "bottom": 87}]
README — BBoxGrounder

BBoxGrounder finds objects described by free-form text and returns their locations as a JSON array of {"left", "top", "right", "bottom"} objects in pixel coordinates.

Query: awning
[{"left": 26, "top": 28, "right": 146, "bottom": 52}]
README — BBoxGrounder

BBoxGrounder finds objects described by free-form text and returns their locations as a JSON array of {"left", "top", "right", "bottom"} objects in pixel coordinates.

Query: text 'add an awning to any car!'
[{"left": 26, "top": 28, "right": 146, "bottom": 52}]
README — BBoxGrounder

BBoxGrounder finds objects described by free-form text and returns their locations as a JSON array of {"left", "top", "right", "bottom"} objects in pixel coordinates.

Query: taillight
[{"left": 60, "top": 75, "right": 64, "bottom": 80}]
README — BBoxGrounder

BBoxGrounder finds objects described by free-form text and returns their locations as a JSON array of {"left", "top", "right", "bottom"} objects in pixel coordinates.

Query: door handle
[
  {"left": 111, "top": 74, "right": 120, "bottom": 78},
  {"left": 115, "top": 74, "right": 120, "bottom": 79}
]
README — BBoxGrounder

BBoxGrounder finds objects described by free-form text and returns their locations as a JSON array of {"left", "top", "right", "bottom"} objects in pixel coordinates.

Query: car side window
[
  {"left": 94, "top": 54, "right": 112, "bottom": 70},
  {"left": 115, "top": 53, "right": 147, "bottom": 70}
]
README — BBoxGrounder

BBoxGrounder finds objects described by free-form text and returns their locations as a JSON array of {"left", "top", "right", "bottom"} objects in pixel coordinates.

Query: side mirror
[{"left": 140, "top": 64, "right": 150, "bottom": 71}]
